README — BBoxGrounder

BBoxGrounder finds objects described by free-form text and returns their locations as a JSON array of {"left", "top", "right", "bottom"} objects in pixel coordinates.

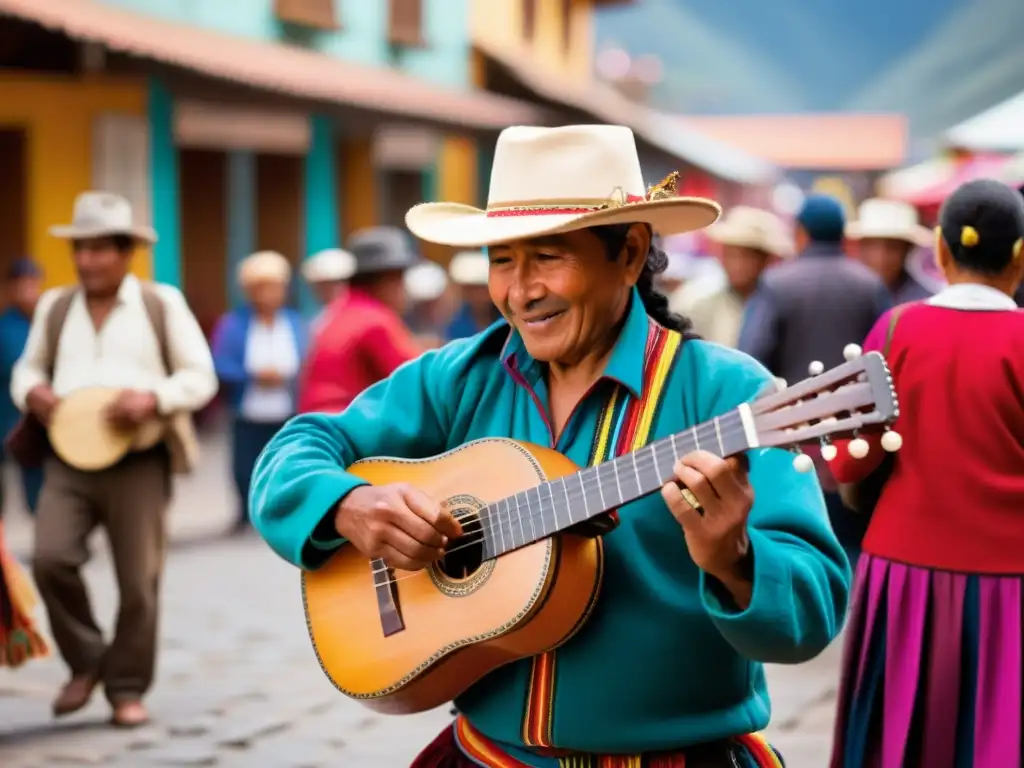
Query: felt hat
[
  {"left": 50, "top": 191, "right": 157, "bottom": 244},
  {"left": 846, "top": 198, "right": 931, "bottom": 248},
  {"left": 238, "top": 251, "right": 292, "bottom": 286},
  {"left": 348, "top": 227, "right": 421, "bottom": 275},
  {"left": 302, "top": 248, "right": 356, "bottom": 283},
  {"left": 448, "top": 250, "right": 489, "bottom": 286},
  {"left": 706, "top": 206, "right": 793, "bottom": 258},
  {"left": 406, "top": 125, "right": 720, "bottom": 248}
]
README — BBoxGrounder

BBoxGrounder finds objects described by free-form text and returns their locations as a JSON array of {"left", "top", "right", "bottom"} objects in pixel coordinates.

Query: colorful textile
[
  {"left": 521, "top": 321, "right": 682, "bottom": 748},
  {"left": 831, "top": 553, "right": 1023, "bottom": 767},
  {"left": 0, "top": 521, "right": 48, "bottom": 667},
  {"left": 406, "top": 716, "right": 785, "bottom": 767}
]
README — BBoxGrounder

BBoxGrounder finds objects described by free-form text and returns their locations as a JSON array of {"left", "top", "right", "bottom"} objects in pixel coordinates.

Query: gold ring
[{"left": 680, "top": 487, "right": 702, "bottom": 511}]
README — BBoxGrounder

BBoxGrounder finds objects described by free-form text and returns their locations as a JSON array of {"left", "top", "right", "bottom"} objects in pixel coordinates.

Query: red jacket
[
  {"left": 298, "top": 289, "right": 422, "bottom": 414},
  {"left": 831, "top": 301, "right": 1024, "bottom": 574}
]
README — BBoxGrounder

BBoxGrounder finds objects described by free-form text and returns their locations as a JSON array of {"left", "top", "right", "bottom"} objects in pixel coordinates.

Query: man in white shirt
[{"left": 10, "top": 192, "right": 218, "bottom": 727}]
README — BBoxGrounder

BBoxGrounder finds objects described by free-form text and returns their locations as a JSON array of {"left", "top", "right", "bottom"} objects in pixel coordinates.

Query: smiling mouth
[{"left": 522, "top": 310, "right": 565, "bottom": 327}]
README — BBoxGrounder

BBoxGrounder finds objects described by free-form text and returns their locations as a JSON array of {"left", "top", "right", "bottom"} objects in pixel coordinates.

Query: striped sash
[{"left": 456, "top": 715, "right": 785, "bottom": 768}]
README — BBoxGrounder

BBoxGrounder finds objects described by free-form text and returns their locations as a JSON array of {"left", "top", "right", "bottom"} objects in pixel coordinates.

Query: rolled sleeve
[{"left": 10, "top": 289, "right": 60, "bottom": 412}]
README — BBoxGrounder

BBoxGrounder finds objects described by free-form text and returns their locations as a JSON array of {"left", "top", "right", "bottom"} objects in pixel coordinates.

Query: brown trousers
[{"left": 32, "top": 448, "right": 170, "bottom": 704}]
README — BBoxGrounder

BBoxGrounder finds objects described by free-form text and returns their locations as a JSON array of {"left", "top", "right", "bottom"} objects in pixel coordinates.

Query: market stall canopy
[
  {"left": 474, "top": 39, "right": 778, "bottom": 186},
  {"left": 944, "top": 90, "right": 1024, "bottom": 153},
  {"left": 877, "top": 152, "right": 1021, "bottom": 209},
  {"left": 0, "top": 0, "right": 546, "bottom": 131}
]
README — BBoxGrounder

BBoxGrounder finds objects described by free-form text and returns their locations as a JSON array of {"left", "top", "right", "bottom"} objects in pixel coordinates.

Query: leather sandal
[{"left": 52, "top": 676, "right": 98, "bottom": 717}]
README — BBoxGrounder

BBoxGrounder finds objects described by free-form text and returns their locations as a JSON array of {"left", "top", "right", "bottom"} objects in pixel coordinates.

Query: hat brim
[
  {"left": 706, "top": 223, "right": 792, "bottom": 258},
  {"left": 406, "top": 197, "right": 721, "bottom": 249},
  {"left": 49, "top": 224, "right": 158, "bottom": 245},
  {"left": 845, "top": 222, "right": 932, "bottom": 248}
]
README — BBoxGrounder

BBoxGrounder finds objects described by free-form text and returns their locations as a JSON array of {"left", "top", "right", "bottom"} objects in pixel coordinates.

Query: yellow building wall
[
  {"left": 339, "top": 137, "right": 378, "bottom": 239},
  {"left": 0, "top": 73, "right": 150, "bottom": 289},
  {"left": 470, "top": 0, "right": 597, "bottom": 82}
]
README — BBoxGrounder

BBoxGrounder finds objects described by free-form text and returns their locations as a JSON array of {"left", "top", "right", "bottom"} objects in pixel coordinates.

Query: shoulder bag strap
[
  {"left": 44, "top": 289, "right": 76, "bottom": 380},
  {"left": 139, "top": 283, "right": 172, "bottom": 375}
]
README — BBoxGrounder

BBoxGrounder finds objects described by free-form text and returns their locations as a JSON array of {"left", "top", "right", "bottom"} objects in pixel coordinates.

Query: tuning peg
[
  {"left": 808, "top": 360, "right": 824, "bottom": 376},
  {"left": 774, "top": 376, "right": 787, "bottom": 391},
  {"left": 843, "top": 343, "right": 863, "bottom": 361},
  {"left": 881, "top": 428, "right": 903, "bottom": 452},
  {"left": 848, "top": 437, "right": 870, "bottom": 459},
  {"left": 820, "top": 439, "right": 838, "bottom": 462},
  {"left": 792, "top": 452, "right": 815, "bottom": 473}
]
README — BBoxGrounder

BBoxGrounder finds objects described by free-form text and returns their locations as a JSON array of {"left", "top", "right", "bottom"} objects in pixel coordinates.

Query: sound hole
[{"left": 437, "top": 507, "right": 484, "bottom": 581}]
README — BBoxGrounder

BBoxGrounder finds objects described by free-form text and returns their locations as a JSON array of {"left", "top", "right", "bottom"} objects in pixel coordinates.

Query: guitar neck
[{"left": 481, "top": 407, "right": 752, "bottom": 559}]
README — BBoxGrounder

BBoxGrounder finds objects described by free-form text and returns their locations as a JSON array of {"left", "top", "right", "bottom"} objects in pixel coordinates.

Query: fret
[
  {"left": 559, "top": 477, "right": 571, "bottom": 526},
  {"left": 714, "top": 417, "right": 724, "bottom": 455},
  {"left": 581, "top": 466, "right": 604, "bottom": 517},
  {"left": 496, "top": 498, "right": 509, "bottom": 554},
  {"left": 480, "top": 505, "right": 498, "bottom": 560},
  {"left": 576, "top": 472, "right": 589, "bottom": 519},
  {"left": 512, "top": 492, "right": 526, "bottom": 549},
  {"left": 526, "top": 486, "right": 540, "bottom": 539},
  {"left": 594, "top": 464, "right": 607, "bottom": 510},
  {"left": 691, "top": 425, "right": 700, "bottom": 451}
]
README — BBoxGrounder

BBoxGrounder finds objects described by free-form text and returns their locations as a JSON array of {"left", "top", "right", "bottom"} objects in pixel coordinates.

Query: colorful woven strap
[
  {"left": 521, "top": 321, "right": 684, "bottom": 748},
  {"left": 456, "top": 716, "right": 785, "bottom": 767}
]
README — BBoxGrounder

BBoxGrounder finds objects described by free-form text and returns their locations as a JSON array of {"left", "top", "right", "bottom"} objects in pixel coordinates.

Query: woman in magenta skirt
[{"left": 828, "top": 179, "right": 1024, "bottom": 767}]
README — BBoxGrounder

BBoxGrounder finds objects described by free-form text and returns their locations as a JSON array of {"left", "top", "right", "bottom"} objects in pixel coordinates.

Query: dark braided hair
[{"left": 588, "top": 223, "right": 693, "bottom": 334}]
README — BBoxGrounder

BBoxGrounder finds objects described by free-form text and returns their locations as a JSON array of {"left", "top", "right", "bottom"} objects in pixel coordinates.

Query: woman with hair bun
[{"left": 829, "top": 179, "right": 1024, "bottom": 767}]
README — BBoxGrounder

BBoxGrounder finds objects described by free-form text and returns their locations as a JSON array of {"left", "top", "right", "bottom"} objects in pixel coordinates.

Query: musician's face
[
  {"left": 72, "top": 236, "right": 133, "bottom": 297},
  {"left": 487, "top": 226, "right": 647, "bottom": 365}
]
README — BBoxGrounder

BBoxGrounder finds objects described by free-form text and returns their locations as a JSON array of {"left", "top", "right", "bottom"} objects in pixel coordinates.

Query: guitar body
[{"left": 302, "top": 438, "right": 603, "bottom": 715}]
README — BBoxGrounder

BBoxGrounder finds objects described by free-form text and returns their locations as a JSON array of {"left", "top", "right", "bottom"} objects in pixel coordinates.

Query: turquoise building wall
[{"left": 119, "top": 0, "right": 472, "bottom": 299}]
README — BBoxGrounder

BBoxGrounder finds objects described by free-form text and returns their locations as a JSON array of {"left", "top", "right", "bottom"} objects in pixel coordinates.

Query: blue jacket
[
  {"left": 249, "top": 288, "right": 849, "bottom": 759},
  {"left": 211, "top": 307, "right": 309, "bottom": 413},
  {"left": 0, "top": 307, "right": 32, "bottom": 440}
]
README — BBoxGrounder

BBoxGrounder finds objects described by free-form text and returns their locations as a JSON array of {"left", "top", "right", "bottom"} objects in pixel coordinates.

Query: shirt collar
[
  {"left": 500, "top": 287, "right": 650, "bottom": 399},
  {"left": 926, "top": 283, "right": 1018, "bottom": 312}
]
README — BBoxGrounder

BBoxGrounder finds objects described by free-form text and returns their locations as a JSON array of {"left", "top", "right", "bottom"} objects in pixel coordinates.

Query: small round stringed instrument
[{"left": 303, "top": 348, "right": 900, "bottom": 715}]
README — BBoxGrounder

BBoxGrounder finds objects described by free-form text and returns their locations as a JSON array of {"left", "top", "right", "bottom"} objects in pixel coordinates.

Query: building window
[
  {"left": 522, "top": 0, "right": 537, "bottom": 42},
  {"left": 561, "top": 0, "right": 573, "bottom": 56},
  {"left": 389, "top": 0, "right": 425, "bottom": 47},
  {"left": 274, "top": 0, "right": 339, "bottom": 31}
]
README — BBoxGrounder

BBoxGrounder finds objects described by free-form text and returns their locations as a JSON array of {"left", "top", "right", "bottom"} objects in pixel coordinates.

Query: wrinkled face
[
  {"left": 72, "top": 236, "right": 132, "bottom": 296},
  {"left": 246, "top": 279, "right": 288, "bottom": 314},
  {"left": 487, "top": 226, "right": 647, "bottom": 364},
  {"left": 720, "top": 245, "right": 771, "bottom": 295},
  {"left": 858, "top": 238, "right": 912, "bottom": 286}
]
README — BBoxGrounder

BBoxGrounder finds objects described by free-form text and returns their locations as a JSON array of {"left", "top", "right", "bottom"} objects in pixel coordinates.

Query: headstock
[{"left": 750, "top": 345, "right": 901, "bottom": 472}]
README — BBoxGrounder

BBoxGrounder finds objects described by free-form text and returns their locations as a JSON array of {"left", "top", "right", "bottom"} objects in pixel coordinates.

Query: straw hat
[
  {"left": 845, "top": 198, "right": 931, "bottom": 247},
  {"left": 406, "top": 125, "right": 720, "bottom": 248},
  {"left": 404, "top": 262, "right": 449, "bottom": 302},
  {"left": 302, "top": 248, "right": 356, "bottom": 283},
  {"left": 448, "top": 250, "right": 489, "bottom": 286},
  {"left": 50, "top": 191, "right": 157, "bottom": 244},
  {"left": 706, "top": 206, "right": 793, "bottom": 258},
  {"left": 238, "top": 251, "right": 292, "bottom": 287}
]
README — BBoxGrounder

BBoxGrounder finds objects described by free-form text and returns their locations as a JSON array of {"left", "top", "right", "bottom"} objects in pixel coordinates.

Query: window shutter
[
  {"left": 389, "top": 0, "right": 424, "bottom": 47},
  {"left": 274, "top": 0, "right": 339, "bottom": 31}
]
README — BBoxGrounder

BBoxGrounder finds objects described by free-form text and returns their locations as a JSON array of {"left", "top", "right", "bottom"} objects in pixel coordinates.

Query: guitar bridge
[{"left": 371, "top": 557, "right": 405, "bottom": 637}]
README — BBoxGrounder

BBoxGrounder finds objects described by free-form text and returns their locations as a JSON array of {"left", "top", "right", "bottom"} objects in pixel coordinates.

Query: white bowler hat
[
  {"left": 448, "top": 250, "right": 489, "bottom": 286},
  {"left": 706, "top": 206, "right": 793, "bottom": 258},
  {"left": 404, "top": 262, "right": 448, "bottom": 303},
  {"left": 845, "top": 198, "right": 931, "bottom": 247},
  {"left": 406, "top": 125, "right": 720, "bottom": 248},
  {"left": 50, "top": 191, "right": 157, "bottom": 244},
  {"left": 238, "top": 251, "right": 292, "bottom": 287},
  {"left": 302, "top": 248, "right": 356, "bottom": 283}
]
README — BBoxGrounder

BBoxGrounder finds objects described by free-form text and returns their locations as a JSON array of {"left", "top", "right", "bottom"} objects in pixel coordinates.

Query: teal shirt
[{"left": 250, "top": 290, "right": 850, "bottom": 760}]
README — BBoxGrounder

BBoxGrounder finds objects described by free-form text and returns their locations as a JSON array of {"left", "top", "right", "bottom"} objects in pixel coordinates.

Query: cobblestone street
[{"left": 0, "top": 434, "right": 842, "bottom": 766}]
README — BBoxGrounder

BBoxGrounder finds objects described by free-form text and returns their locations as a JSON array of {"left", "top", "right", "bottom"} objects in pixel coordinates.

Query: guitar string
[{"left": 363, "top": 419, "right": 780, "bottom": 586}]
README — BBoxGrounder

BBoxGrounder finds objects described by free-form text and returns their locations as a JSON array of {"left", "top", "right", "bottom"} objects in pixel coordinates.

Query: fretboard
[{"left": 478, "top": 408, "right": 750, "bottom": 559}]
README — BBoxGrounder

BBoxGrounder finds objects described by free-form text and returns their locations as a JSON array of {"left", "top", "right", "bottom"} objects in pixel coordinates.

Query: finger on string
[
  {"left": 404, "top": 486, "right": 464, "bottom": 540},
  {"left": 678, "top": 452, "right": 726, "bottom": 499},
  {"left": 379, "top": 544, "right": 422, "bottom": 572},
  {"left": 385, "top": 528, "right": 445, "bottom": 565},
  {"left": 394, "top": 508, "right": 448, "bottom": 549}
]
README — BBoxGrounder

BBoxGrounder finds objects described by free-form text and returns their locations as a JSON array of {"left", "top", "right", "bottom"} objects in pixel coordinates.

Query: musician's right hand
[
  {"left": 334, "top": 484, "right": 464, "bottom": 571},
  {"left": 26, "top": 384, "right": 59, "bottom": 427}
]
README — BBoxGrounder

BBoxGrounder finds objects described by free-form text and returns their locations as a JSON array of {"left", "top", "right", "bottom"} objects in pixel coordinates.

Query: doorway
[
  {"left": 0, "top": 128, "right": 28, "bottom": 278},
  {"left": 179, "top": 148, "right": 228, "bottom": 330}
]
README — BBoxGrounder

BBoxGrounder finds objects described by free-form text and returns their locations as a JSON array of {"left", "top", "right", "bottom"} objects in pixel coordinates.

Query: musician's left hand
[
  {"left": 107, "top": 389, "right": 159, "bottom": 429},
  {"left": 661, "top": 451, "right": 754, "bottom": 604}
]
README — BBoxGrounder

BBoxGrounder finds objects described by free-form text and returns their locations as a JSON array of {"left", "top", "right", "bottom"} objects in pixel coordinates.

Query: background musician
[
  {"left": 249, "top": 126, "right": 849, "bottom": 767},
  {"left": 10, "top": 192, "right": 218, "bottom": 728}
]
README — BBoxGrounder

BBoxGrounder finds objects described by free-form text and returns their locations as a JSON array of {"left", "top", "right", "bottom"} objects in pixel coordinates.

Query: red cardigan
[{"left": 831, "top": 303, "right": 1024, "bottom": 574}]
